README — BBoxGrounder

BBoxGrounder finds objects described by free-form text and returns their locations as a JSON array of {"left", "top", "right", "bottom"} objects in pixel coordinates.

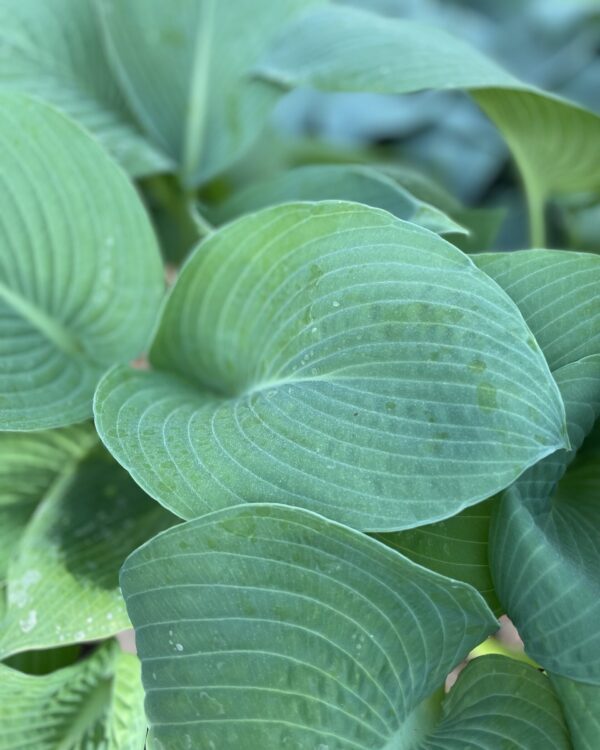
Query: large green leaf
[
  {"left": 95, "top": 201, "right": 568, "bottom": 531},
  {"left": 256, "top": 5, "right": 600, "bottom": 243},
  {"left": 550, "top": 675, "right": 600, "bottom": 750},
  {"left": 0, "top": 0, "right": 171, "bottom": 177},
  {"left": 96, "top": 0, "right": 325, "bottom": 186},
  {"left": 474, "top": 250, "right": 600, "bottom": 371},
  {"left": 475, "top": 249, "right": 600, "bottom": 680},
  {"left": 0, "top": 425, "right": 95, "bottom": 581},
  {"left": 122, "top": 503, "right": 498, "bottom": 749},
  {"left": 0, "top": 436, "right": 175, "bottom": 659},
  {"left": 209, "top": 164, "right": 467, "bottom": 236},
  {"left": 0, "top": 93, "right": 164, "bottom": 430},
  {"left": 420, "top": 655, "right": 570, "bottom": 750},
  {"left": 0, "top": 641, "right": 146, "bottom": 749},
  {"left": 374, "top": 498, "right": 500, "bottom": 614},
  {"left": 490, "top": 360, "right": 600, "bottom": 682},
  {"left": 122, "top": 504, "right": 571, "bottom": 749},
  {"left": 376, "top": 249, "right": 600, "bottom": 606}
]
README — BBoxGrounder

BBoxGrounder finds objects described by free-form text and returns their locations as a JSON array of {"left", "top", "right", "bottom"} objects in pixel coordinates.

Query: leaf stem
[
  {"left": 525, "top": 179, "right": 547, "bottom": 248},
  {"left": 187, "top": 197, "right": 215, "bottom": 239}
]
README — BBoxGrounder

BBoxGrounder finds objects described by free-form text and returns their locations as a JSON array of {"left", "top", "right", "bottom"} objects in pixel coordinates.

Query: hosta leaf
[
  {"left": 0, "top": 94, "right": 164, "bottom": 430},
  {"left": 376, "top": 166, "right": 505, "bottom": 253},
  {"left": 96, "top": 0, "right": 326, "bottom": 186},
  {"left": 474, "top": 250, "right": 600, "bottom": 371},
  {"left": 256, "top": 5, "right": 600, "bottom": 240},
  {"left": 121, "top": 503, "right": 498, "bottom": 750},
  {"left": 383, "top": 249, "right": 600, "bottom": 605},
  {"left": 95, "top": 201, "right": 568, "bottom": 531},
  {"left": 0, "top": 0, "right": 171, "bottom": 177},
  {"left": 0, "top": 425, "right": 95, "bottom": 581},
  {"left": 374, "top": 499, "right": 500, "bottom": 614},
  {"left": 550, "top": 675, "right": 600, "bottom": 750},
  {"left": 0, "top": 641, "right": 146, "bottom": 749},
  {"left": 490, "top": 359, "right": 600, "bottom": 682},
  {"left": 209, "top": 164, "right": 467, "bottom": 236},
  {"left": 421, "top": 655, "right": 570, "bottom": 750},
  {"left": 0, "top": 437, "right": 175, "bottom": 659}
]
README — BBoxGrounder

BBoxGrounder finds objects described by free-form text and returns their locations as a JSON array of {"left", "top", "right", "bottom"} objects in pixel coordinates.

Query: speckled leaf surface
[
  {"left": 121, "top": 503, "right": 498, "bottom": 749},
  {"left": 95, "top": 202, "right": 568, "bottom": 531}
]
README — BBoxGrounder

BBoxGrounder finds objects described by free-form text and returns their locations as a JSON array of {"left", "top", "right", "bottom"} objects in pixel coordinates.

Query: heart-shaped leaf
[
  {"left": 0, "top": 431, "right": 175, "bottom": 659},
  {"left": 256, "top": 5, "right": 600, "bottom": 243},
  {"left": 0, "top": 0, "right": 171, "bottom": 177},
  {"left": 0, "top": 640, "right": 146, "bottom": 750},
  {"left": 0, "top": 93, "right": 164, "bottom": 430},
  {"left": 122, "top": 503, "right": 498, "bottom": 749},
  {"left": 121, "top": 504, "right": 571, "bottom": 749},
  {"left": 95, "top": 202, "right": 568, "bottom": 530},
  {"left": 96, "top": 0, "right": 326, "bottom": 186}
]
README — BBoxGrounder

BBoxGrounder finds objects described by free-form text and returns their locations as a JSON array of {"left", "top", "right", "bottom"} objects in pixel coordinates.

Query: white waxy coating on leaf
[{"left": 95, "top": 201, "right": 568, "bottom": 530}]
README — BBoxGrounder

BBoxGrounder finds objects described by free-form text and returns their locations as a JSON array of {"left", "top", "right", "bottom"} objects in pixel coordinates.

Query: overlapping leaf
[
  {"left": 96, "top": 0, "right": 326, "bottom": 186},
  {"left": 121, "top": 503, "right": 497, "bottom": 748},
  {"left": 122, "top": 503, "right": 572, "bottom": 749},
  {"left": 0, "top": 94, "right": 164, "bottom": 430},
  {"left": 473, "top": 251, "right": 600, "bottom": 682},
  {"left": 0, "top": 641, "right": 146, "bottom": 749},
  {"left": 209, "top": 164, "right": 467, "bottom": 236},
  {"left": 0, "top": 431, "right": 175, "bottom": 659},
  {"left": 377, "top": 249, "right": 600, "bottom": 611},
  {"left": 550, "top": 675, "right": 600, "bottom": 750},
  {"left": 374, "top": 498, "right": 500, "bottom": 614},
  {"left": 0, "top": 0, "right": 170, "bottom": 176},
  {"left": 420, "top": 655, "right": 570, "bottom": 750},
  {"left": 256, "top": 5, "right": 600, "bottom": 242},
  {"left": 0, "top": 425, "right": 95, "bottom": 581},
  {"left": 95, "top": 201, "right": 568, "bottom": 530}
]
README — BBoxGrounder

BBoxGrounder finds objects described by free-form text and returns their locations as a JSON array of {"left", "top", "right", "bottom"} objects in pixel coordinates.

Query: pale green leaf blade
[
  {"left": 256, "top": 6, "right": 600, "bottom": 226},
  {"left": 550, "top": 675, "right": 600, "bottom": 750},
  {"left": 490, "top": 357, "right": 600, "bottom": 682},
  {"left": 95, "top": 201, "right": 568, "bottom": 530},
  {"left": 0, "top": 641, "right": 146, "bottom": 750},
  {"left": 0, "top": 425, "right": 96, "bottom": 581},
  {"left": 374, "top": 499, "right": 500, "bottom": 614},
  {"left": 421, "top": 656, "right": 570, "bottom": 750},
  {"left": 0, "top": 94, "right": 165, "bottom": 430},
  {"left": 97, "top": 0, "right": 325, "bottom": 186},
  {"left": 473, "top": 250, "right": 600, "bottom": 372},
  {"left": 0, "top": 440, "right": 176, "bottom": 659},
  {"left": 378, "top": 249, "right": 600, "bottom": 606},
  {"left": 0, "top": 0, "right": 171, "bottom": 177},
  {"left": 121, "top": 503, "right": 497, "bottom": 750},
  {"left": 210, "top": 164, "right": 467, "bottom": 236}
]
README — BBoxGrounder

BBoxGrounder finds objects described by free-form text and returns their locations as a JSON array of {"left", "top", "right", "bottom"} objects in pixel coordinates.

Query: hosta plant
[{"left": 0, "top": 1, "right": 599, "bottom": 748}]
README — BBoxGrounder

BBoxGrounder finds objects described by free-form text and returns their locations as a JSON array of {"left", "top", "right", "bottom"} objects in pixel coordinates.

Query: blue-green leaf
[{"left": 95, "top": 202, "right": 567, "bottom": 531}]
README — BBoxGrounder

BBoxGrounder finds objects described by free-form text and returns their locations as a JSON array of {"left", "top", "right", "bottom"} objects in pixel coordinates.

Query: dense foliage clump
[{"left": 0, "top": 1, "right": 599, "bottom": 748}]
